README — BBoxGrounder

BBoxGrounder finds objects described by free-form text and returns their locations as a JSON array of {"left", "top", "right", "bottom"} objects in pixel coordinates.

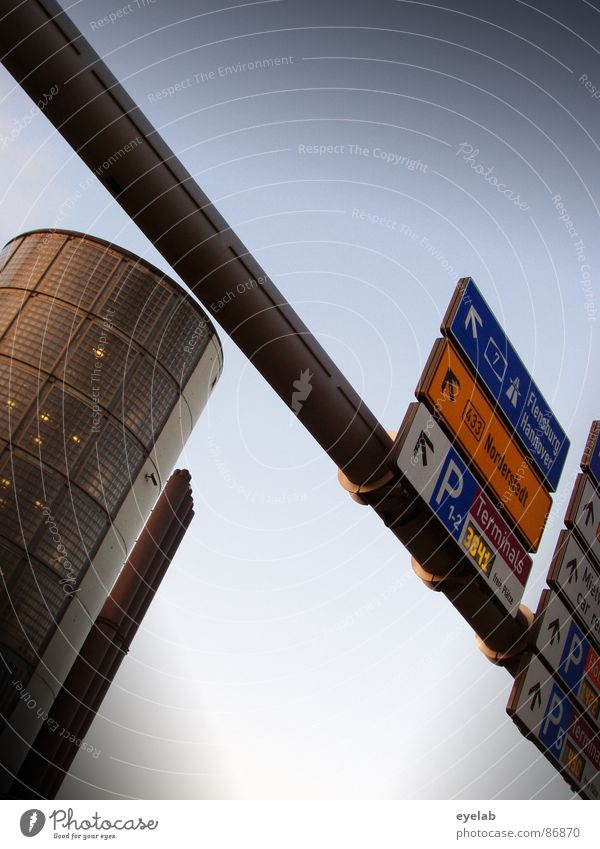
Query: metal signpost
[{"left": 442, "top": 278, "right": 569, "bottom": 491}]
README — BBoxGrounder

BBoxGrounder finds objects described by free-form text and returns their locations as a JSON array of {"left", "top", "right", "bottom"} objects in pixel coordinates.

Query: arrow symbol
[
  {"left": 441, "top": 369, "right": 460, "bottom": 401},
  {"left": 465, "top": 305, "right": 483, "bottom": 339},
  {"left": 413, "top": 430, "right": 434, "bottom": 467},
  {"left": 566, "top": 557, "right": 579, "bottom": 584},
  {"left": 583, "top": 500, "right": 594, "bottom": 527},
  {"left": 547, "top": 618, "right": 560, "bottom": 646},
  {"left": 528, "top": 682, "right": 542, "bottom": 711}
]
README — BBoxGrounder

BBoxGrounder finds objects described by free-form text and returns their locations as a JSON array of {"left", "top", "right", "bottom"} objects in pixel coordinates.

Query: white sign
[
  {"left": 548, "top": 531, "right": 600, "bottom": 651},
  {"left": 396, "top": 403, "right": 532, "bottom": 613},
  {"left": 566, "top": 474, "right": 600, "bottom": 567},
  {"left": 534, "top": 591, "right": 600, "bottom": 726},
  {"left": 507, "top": 654, "right": 600, "bottom": 799}
]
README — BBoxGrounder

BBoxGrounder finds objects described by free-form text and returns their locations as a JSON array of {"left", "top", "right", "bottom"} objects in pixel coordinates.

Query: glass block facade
[{"left": 0, "top": 230, "right": 219, "bottom": 720}]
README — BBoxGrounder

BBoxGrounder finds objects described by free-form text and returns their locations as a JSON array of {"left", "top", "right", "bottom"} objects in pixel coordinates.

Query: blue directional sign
[
  {"left": 442, "top": 277, "right": 569, "bottom": 491},
  {"left": 582, "top": 421, "right": 600, "bottom": 490}
]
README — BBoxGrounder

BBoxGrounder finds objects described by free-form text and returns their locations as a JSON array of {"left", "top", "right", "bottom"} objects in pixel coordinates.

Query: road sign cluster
[
  {"left": 389, "top": 277, "right": 599, "bottom": 799},
  {"left": 507, "top": 421, "right": 600, "bottom": 799},
  {"left": 394, "top": 277, "right": 564, "bottom": 616}
]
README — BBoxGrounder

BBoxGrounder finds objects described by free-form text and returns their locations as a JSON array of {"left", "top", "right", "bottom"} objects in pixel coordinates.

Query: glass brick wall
[{"left": 0, "top": 230, "right": 217, "bottom": 720}]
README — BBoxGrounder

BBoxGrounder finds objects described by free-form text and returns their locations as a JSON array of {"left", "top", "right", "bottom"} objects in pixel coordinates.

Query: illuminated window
[
  {"left": 0, "top": 229, "right": 217, "bottom": 691},
  {"left": 0, "top": 299, "right": 82, "bottom": 368},
  {"left": 38, "top": 239, "right": 118, "bottom": 310},
  {"left": 105, "top": 263, "right": 170, "bottom": 343}
]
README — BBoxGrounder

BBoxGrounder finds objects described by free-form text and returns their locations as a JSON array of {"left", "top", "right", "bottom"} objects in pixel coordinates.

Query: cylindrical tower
[{"left": 0, "top": 230, "right": 221, "bottom": 783}]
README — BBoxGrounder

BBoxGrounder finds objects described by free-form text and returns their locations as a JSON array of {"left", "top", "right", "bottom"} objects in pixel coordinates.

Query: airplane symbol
[{"left": 506, "top": 376, "right": 521, "bottom": 408}]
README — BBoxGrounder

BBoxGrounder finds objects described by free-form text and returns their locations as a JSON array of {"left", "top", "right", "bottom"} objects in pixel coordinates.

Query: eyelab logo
[{"left": 20, "top": 810, "right": 46, "bottom": 837}]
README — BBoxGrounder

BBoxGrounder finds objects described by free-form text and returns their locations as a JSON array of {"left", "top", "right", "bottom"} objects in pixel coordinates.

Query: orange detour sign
[{"left": 416, "top": 339, "right": 552, "bottom": 551}]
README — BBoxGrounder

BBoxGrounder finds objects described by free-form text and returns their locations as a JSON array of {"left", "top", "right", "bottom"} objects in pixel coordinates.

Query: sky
[{"left": 0, "top": 0, "right": 599, "bottom": 800}]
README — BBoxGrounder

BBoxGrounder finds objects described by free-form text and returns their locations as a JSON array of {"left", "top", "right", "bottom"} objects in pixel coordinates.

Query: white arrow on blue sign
[{"left": 442, "top": 278, "right": 569, "bottom": 491}]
